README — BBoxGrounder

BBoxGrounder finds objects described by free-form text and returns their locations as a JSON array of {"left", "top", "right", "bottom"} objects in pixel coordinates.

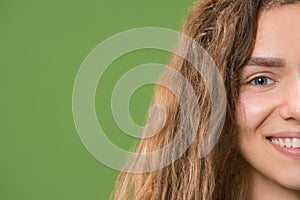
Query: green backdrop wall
[{"left": 0, "top": 0, "right": 194, "bottom": 199}]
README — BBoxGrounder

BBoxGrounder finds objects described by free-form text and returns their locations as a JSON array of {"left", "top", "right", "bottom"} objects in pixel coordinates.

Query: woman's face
[{"left": 236, "top": 2, "right": 300, "bottom": 197}]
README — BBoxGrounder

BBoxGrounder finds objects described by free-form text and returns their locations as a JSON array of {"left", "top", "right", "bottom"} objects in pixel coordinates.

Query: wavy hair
[{"left": 113, "top": 0, "right": 299, "bottom": 199}]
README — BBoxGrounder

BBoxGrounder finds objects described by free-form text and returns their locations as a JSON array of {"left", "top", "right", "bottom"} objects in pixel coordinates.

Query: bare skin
[{"left": 237, "top": 3, "right": 300, "bottom": 200}]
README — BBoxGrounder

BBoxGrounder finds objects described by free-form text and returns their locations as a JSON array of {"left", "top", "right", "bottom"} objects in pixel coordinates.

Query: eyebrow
[{"left": 247, "top": 57, "right": 286, "bottom": 67}]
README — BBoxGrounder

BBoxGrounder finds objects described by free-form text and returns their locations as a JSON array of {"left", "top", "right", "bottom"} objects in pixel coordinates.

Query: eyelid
[
  {"left": 239, "top": 69, "right": 280, "bottom": 91},
  {"left": 240, "top": 63, "right": 282, "bottom": 79},
  {"left": 242, "top": 71, "right": 276, "bottom": 83}
]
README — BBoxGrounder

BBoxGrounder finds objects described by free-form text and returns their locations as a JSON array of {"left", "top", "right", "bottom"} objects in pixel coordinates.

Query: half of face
[{"left": 236, "top": 2, "right": 300, "bottom": 199}]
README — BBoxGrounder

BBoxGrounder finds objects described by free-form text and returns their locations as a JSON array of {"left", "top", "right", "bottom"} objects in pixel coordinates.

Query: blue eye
[{"left": 250, "top": 76, "right": 275, "bottom": 86}]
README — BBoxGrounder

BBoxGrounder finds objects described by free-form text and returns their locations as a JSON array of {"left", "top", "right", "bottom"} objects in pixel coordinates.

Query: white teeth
[
  {"left": 270, "top": 138, "right": 300, "bottom": 148},
  {"left": 278, "top": 138, "right": 284, "bottom": 147},
  {"left": 271, "top": 138, "right": 275, "bottom": 143},
  {"left": 285, "top": 139, "right": 292, "bottom": 147},
  {"left": 292, "top": 138, "right": 300, "bottom": 148}
]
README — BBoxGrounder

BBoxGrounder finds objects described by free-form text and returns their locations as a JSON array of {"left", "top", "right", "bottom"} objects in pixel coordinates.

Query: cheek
[{"left": 236, "top": 93, "right": 275, "bottom": 132}]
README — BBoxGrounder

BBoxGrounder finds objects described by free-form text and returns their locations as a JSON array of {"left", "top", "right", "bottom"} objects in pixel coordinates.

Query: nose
[{"left": 279, "top": 78, "right": 300, "bottom": 123}]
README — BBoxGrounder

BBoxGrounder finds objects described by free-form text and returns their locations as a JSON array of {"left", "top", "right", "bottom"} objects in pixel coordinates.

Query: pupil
[{"left": 256, "top": 78, "right": 265, "bottom": 85}]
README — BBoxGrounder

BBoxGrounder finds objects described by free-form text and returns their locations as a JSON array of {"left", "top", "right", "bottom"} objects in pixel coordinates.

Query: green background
[{"left": 0, "top": 0, "right": 194, "bottom": 199}]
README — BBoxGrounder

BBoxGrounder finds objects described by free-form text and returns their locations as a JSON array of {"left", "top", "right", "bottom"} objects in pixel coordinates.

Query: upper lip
[{"left": 266, "top": 132, "right": 300, "bottom": 138}]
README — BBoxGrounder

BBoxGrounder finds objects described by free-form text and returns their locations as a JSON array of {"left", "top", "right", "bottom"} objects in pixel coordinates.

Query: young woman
[{"left": 114, "top": 0, "right": 300, "bottom": 199}]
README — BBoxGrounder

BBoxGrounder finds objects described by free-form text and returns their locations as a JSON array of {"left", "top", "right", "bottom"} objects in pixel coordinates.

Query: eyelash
[{"left": 248, "top": 76, "right": 275, "bottom": 86}]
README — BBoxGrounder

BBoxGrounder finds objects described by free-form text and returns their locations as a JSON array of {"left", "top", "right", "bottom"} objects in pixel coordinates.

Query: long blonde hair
[{"left": 113, "top": 0, "right": 299, "bottom": 199}]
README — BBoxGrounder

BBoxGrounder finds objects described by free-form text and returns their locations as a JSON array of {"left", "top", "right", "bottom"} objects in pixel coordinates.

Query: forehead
[{"left": 251, "top": 3, "right": 300, "bottom": 66}]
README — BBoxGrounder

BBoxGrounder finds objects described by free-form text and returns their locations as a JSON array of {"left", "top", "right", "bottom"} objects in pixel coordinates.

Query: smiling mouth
[{"left": 266, "top": 137, "right": 300, "bottom": 148}]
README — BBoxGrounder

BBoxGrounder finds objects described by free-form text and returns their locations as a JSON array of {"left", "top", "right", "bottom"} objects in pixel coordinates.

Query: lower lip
[{"left": 267, "top": 139, "right": 300, "bottom": 158}]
